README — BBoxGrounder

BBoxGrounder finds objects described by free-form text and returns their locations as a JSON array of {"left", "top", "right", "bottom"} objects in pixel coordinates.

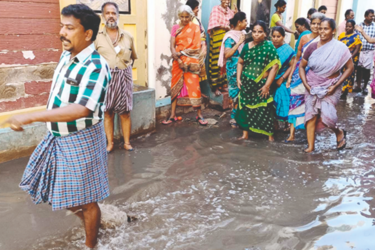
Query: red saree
[{"left": 171, "top": 22, "right": 202, "bottom": 108}]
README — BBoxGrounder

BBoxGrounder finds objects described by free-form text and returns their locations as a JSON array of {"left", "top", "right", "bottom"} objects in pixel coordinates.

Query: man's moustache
[{"left": 60, "top": 37, "right": 71, "bottom": 43}]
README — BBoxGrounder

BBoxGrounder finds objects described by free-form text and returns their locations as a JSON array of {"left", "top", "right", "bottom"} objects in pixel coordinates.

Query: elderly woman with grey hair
[
  {"left": 162, "top": 5, "right": 208, "bottom": 126},
  {"left": 285, "top": 12, "right": 325, "bottom": 142}
]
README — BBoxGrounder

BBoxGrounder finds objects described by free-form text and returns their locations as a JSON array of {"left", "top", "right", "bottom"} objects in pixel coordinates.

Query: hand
[
  {"left": 238, "top": 34, "right": 246, "bottom": 45},
  {"left": 172, "top": 52, "right": 179, "bottom": 60},
  {"left": 276, "top": 77, "right": 284, "bottom": 87},
  {"left": 258, "top": 85, "right": 270, "bottom": 99},
  {"left": 1, "top": 114, "right": 34, "bottom": 132},
  {"left": 355, "top": 25, "right": 363, "bottom": 34},
  {"left": 178, "top": 60, "right": 187, "bottom": 71},
  {"left": 286, "top": 78, "right": 292, "bottom": 88},
  {"left": 326, "top": 85, "right": 336, "bottom": 96},
  {"left": 237, "top": 79, "right": 242, "bottom": 89},
  {"left": 306, "top": 85, "right": 311, "bottom": 94}
]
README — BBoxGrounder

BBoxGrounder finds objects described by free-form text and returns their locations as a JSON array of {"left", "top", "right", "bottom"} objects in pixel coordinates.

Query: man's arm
[{"left": 3, "top": 104, "right": 91, "bottom": 131}]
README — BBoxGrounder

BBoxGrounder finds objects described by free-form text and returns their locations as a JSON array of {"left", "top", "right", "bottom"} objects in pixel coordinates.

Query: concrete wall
[
  {"left": 147, "top": 0, "right": 186, "bottom": 107},
  {"left": 0, "top": 0, "right": 60, "bottom": 115},
  {"left": 0, "top": 88, "right": 156, "bottom": 163}
]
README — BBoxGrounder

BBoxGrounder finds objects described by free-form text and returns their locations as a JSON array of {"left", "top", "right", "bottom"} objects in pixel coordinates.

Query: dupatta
[{"left": 218, "top": 30, "right": 246, "bottom": 67}]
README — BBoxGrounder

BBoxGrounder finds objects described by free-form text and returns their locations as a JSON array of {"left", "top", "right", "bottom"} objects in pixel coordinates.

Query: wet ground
[{"left": 1, "top": 92, "right": 375, "bottom": 250}]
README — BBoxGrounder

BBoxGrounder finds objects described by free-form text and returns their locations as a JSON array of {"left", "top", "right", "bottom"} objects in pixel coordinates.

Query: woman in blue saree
[
  {"left": 218, "top": 12, "right": 247, "bottom": 128},
  {"left": 271, "top": 27, "right": 296, "bottom": 131},
  {"left": 294, "top": 18, "right": 312, "bottom": 53}
]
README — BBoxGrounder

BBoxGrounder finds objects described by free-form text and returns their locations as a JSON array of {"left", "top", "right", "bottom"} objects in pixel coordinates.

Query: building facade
[{"left": 1, "top": 0, "right": 375, "bottom": 162}]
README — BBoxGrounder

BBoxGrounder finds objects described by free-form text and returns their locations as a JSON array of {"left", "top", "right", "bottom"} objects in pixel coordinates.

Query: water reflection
[{"left": 0, "top": 94, "right": 374, "bottom": 250}]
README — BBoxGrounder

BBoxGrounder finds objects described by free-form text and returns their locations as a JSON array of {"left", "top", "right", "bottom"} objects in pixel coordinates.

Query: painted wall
[
  {"left": 0, "top": 0, "right": 60, "bottom": 115},
  {"left": 148, "top": 0, "right": 185, "bottom": 105},
  {"left": 354, "top": 0, "right": 375, "bottom": 24}
]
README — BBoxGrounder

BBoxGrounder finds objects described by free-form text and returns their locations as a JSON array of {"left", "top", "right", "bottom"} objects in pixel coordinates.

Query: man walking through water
[
  {"left": 354, "top": 9, "right": 375, "bottom": 95},
  {"left": 95, "top": 2, "right": 138, "bottom": 152},
  {"left": 2, "top": 4, "right": 111, "bottom": 249}
]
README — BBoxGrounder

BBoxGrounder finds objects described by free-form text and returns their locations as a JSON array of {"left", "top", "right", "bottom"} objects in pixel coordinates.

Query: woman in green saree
[{"left": 236, "top": 21, "right": 281, "bottom": 141}]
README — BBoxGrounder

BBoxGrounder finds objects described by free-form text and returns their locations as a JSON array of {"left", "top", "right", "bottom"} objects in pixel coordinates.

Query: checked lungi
[
  {"left": 19, "top": 122, "right": 110, "bottom": 211},
  {"left": 104, "top": 66, "right": 133, "bottom": 114}
]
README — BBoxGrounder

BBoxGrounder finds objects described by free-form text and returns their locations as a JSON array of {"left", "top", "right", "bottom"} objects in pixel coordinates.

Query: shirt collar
[
  {"left": 65, "top": 43, "right": 95, "bottom": 63},
  {"left": 99, "top": 27, "right": 125, "bottom": 37}
]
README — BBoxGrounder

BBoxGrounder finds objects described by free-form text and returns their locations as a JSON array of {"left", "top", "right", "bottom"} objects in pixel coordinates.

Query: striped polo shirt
[{"left": 47, "top": 43, "right": 111, "bottom": 137}]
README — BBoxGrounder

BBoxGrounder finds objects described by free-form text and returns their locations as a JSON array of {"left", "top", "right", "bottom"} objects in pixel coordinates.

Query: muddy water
[{"left": 1, "top": 93, "right": 375, "bottom": 250}]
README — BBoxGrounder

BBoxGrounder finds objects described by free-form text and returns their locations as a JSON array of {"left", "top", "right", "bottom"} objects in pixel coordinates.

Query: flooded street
[{"left": 1, "top": 93, "right": 375, "bottom": 250}]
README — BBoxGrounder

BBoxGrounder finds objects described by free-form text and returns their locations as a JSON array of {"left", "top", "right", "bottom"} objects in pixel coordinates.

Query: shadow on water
[{"left": 1, "top": 93, "right": 375, "bottom": 250}]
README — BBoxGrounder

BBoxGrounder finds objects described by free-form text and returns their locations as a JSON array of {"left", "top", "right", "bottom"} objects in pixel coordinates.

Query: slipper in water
[
  {"left": 162, "top": 117, "right": 177, "bottom": 125},
  {"left": 337, "top": 130, "right": 347, "bottom": 151},
  {"left": 229, "top": 119, "right": 238, "bottom": 128},
  {"left": 196, "top": 116, "right": 208, "bottom": 126},
  {"left": 124, "top": 143, "right": 134, "bottom": 152}
]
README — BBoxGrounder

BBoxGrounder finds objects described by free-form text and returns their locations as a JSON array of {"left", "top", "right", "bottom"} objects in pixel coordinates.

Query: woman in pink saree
[{"left": 299, "top": 18, "right": 354, "bottom": 153}]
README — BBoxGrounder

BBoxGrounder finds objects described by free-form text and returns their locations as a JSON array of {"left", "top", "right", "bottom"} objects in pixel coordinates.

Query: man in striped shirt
[
  {"left": 355, "top": 9, "right": 375, "bottom": 95},
  {"left": 3, "top": 4, "right": 111, "bottom": 249}
]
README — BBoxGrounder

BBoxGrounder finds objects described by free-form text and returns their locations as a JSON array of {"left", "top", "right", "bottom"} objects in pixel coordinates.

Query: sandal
[
  {"left": 229, "top": 119, "right": 238, "bottom": 128},
  {"left": 124, "top": 143, "right": 134, "bottom": 152},
  {"left": 162, "top": 116, "right": 177, "bottom": 125},
  {"left": 337, "top": 130, "right": 347, "bottom": 151},
  {"left": 196, "top": 116, "right": 208, "bottom": 126}
]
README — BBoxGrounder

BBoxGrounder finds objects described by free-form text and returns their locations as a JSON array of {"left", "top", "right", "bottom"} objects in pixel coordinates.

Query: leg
[
  {"left": 331, "top": 126, "right": 346, "bottom": 149},
  {"left": 67, "top": 206, "right": 84, "bottom": 224},
  {"left": 286, "top": 123, "right": 295, "bottom": 142},
  {"left": 68, "top": 202, "right": 101, "bottom": 248},
  {"left": 104, "top": 112, "right": 115, "bottom": 152},
  {"left": 81, "top": 202, "right": 101, "bottom": 249},
  {"left": 238, "top": 130, "right": 249, "bottom": 140},
  {"left": 305, "top": 116, "right": 318, "bottom": 153},
  {"left": 162, "top": 99, "right": 178, "bottom": 125},
  {"left": 196, "top": 108, "right": 203, "bottom": 118},
  {"left": 269, "top": 135, "right": 275, "bottom": 142},
  {"left": 170, "top": 98, "right": 177, "bottom": 119},
  {"left": 354, "top": 67, "right": 363, "bottom": 91},
  {"left": 362, "top": 68, "right": 371, "bottom": 93},
  {"left": 119, "top": 112, "right": 132, "bottom": 151}
]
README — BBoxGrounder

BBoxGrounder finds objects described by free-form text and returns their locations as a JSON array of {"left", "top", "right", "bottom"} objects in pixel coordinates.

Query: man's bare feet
[
  {"left": 106, "top": 143, "right": 114, "bottom": 153},
  {"left": 214, "top": 89, "right": 222, "bottom": 96},
  {"left": 124, "top": 143, "right": 134, "bottom": 151},
  {"left": 269, "top": 136, "right": 275, "bottom": 142}
]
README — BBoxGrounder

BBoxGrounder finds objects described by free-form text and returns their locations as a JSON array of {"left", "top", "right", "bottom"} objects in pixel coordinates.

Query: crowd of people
[
  {"left": 164, "top": 0, "right": 375, "bottom": 154},
  {"left": 2, "top": 1, "right": 375, "bottom": 249}
]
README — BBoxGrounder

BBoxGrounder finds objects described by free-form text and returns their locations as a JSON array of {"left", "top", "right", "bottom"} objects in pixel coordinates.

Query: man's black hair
[
  {"left": 344, "top": 9, "right": 353, "bottom": 19},
  {"left": 61, "top": 4, "right": 101, "bottom": 41},
  {"left": 186, "top": 0, "right": 200, "bottom": 11},
  {"left": 101, "top": 2, "right": 119, "bottom": 15},
  {"left": 365, "top": 9, "right": 374, "bottom": 17},
  {"left": 318, "top": 5, "right": 327, "bottom": 12}
]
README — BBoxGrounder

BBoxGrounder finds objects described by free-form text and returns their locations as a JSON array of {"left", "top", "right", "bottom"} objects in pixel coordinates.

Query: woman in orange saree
[{"left": 163, "top": 5, "right": 208, "bottom": 126}]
